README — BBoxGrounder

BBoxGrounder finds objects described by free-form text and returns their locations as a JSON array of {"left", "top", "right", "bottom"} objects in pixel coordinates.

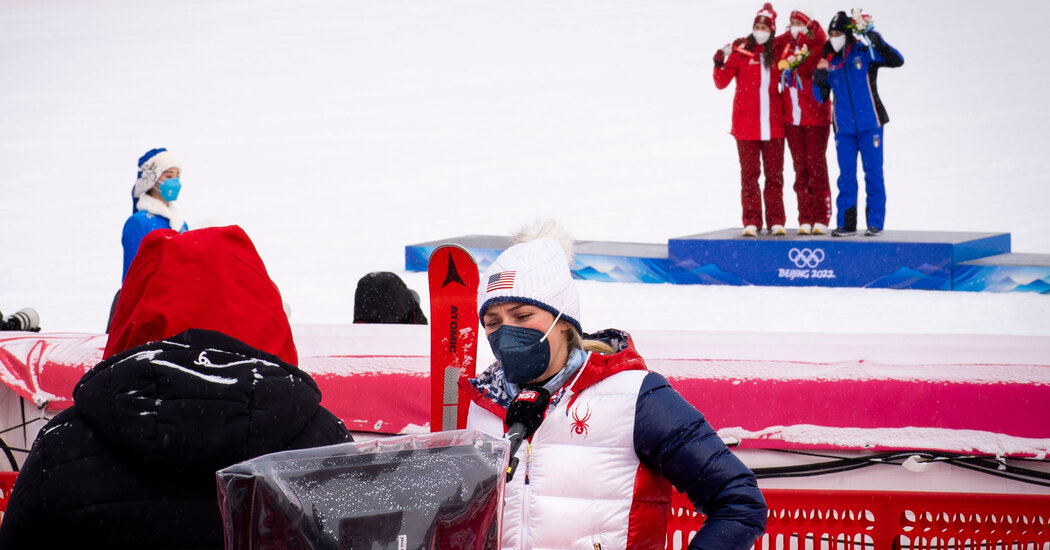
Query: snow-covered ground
[{"left": 1, "top": 0, "right": 1048, "bottom": 336}]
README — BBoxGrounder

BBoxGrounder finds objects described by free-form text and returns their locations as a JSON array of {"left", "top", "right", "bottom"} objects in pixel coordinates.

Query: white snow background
[{"left": 1, "top": 0, "right": 1048, "bottom": 337}]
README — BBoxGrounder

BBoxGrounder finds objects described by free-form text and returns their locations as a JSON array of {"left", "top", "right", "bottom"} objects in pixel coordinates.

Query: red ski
[{"left": 427, "top": 245, "right": 479, "bottom": 432}]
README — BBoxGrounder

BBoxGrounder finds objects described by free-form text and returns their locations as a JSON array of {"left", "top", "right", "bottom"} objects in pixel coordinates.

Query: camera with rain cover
[{"left": 1, "top": 307, "right": 41, "bottom": 332}]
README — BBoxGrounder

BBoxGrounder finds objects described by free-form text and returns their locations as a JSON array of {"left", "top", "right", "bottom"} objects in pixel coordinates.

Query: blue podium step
[
  {"left": 405, "top": 235, "right": 668, "bottom": 283},
  {"left": 668, "top": 229, "right": 1011, "bottom": 290},
  {"left": 953, "top": 253, "right": 1050, "bottom": 294}
]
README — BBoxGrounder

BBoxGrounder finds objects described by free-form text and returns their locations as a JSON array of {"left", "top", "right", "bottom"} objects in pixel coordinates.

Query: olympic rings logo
[{"left": 788, "top": 248, "right": 825, "bottom": 268}]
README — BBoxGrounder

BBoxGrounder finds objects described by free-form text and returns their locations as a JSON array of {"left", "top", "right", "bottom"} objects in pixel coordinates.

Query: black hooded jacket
[{"left": 0, "top": 329, "right": 352, "bottom": 549}]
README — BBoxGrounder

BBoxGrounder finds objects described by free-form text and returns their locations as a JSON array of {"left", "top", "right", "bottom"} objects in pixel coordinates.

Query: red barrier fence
[
  {"left": 1, "top": 470, "right": 1048, "bottom": 549},
  {"left": 0, "top": 471, "right": 17, "bottom": 521},
  {"left": 668, "top": 489, "right": 1050, "bottom": 550}
]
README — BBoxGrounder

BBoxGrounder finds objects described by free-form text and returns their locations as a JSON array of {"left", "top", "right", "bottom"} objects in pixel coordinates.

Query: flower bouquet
[
  {"left": 777, "top": 43, "right": 811, "bottom": 89},
  {"left": 777, "top": 43, "right": 811, "bottom": 72},
  {"left": 847, "top": 9, "right": 877, "bottom": 58},
  {"left": 847, "top": 8, "right": 874, "bottom": 35}
]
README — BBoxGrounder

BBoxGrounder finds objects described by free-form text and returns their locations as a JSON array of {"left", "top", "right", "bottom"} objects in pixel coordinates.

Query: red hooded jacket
[
  {"left": 105, "top": 225, "right": 297, "bottom": 364},
  {"left": 774, "top": 24, "right": 831, "bottom": 127},
  {"left": 713, "top": 39, "right": 785, "bottom": 141}
]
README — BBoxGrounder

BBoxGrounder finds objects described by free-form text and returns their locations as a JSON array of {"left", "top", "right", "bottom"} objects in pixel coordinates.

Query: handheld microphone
[{"left": 504, "top": 387, "right": 551, "bottom": 481}]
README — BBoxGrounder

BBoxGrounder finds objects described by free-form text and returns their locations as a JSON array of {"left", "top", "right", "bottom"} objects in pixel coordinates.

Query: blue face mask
[
  {"left": 488, "top": 324, "right": 553, "bottom": 385},
  {"left": 158, "top": 177, "right": 181, "bottom": 201}
]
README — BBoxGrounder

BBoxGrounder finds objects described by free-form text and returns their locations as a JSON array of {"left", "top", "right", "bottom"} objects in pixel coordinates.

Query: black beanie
[
  {"left": 353, "top": 271, "right": 427, "bottom": 325},
  {"left": 828, "top": 11, "right": 851, "bottom": 35}
]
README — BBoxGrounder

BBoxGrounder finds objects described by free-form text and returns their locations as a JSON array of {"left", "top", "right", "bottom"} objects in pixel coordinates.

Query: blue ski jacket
[{"left": 812, "top": 31, "right": 903, "bottom": 135}]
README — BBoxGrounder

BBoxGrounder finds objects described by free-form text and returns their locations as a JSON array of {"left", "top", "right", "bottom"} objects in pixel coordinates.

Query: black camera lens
[{"left": 2, "top": 308, "right": 41, "bottom": 332}]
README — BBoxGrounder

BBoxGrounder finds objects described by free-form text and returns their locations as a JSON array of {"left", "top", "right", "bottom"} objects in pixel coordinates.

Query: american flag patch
[{"left": 486, "top": 271, "right": 516, "bottom": 292}]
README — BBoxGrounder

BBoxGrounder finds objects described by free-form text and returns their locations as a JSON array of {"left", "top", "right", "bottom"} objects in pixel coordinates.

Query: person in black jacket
[{"left": 0, "top": 225, "right": 352, "bottom": 549}]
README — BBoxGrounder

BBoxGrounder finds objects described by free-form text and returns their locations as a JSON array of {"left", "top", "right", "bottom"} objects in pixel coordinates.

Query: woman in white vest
[{"left": 461, "top": 222, "right": 767, "bottom": 550}]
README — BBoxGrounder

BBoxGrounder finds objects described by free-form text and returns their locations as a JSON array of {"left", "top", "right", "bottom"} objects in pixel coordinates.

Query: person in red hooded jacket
[
  {"left": 0, "top": 225, "right": 352, "bottom": 549},
  {"left": 714, "top": 3, "right": 787, "bottom": 237},
  {"left": 774, "top": 9, "right": 833, "bottom": 235}
]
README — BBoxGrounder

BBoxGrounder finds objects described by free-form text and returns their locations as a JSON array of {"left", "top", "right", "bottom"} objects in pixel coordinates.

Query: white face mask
[
  {"left": 830, "top": 35, "right": 846, "bottom": 52},
  {"left": 752, "top": 30, "right": 771, "bottom": 44},
  {"left": 790, "top": 25, "right": 806, "bottom": 38}
]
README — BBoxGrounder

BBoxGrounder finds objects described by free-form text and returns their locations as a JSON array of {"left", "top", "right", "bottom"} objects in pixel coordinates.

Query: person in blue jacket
[
  {"left": 122, "top": 147, "right": 188, "bottom": 280},
  {"left": 812, "top": 11, "right": 903, "bottom": 237}
]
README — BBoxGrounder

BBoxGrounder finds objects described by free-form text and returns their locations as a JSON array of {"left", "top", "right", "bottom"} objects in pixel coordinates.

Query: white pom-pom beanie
[
  {"left": 478, "top": 235, "right": 582, "bottom": 335},
  {"left": 133, "top": 148, "right": 180, "bottom": 198}
]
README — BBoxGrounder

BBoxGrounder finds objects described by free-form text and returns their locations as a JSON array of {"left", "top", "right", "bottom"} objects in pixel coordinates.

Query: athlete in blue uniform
[{"left": 813, "top": 11, "right": 903, "bottom": 236}]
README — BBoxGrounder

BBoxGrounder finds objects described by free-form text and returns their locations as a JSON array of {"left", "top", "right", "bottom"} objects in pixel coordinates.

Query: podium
[
  {"left": 217, "top": 430, "right": 510, "bottom": 550},
  {"left": 668, "top": 229, "right": 1010, "bottom": 290},
  {"left": 404, "top": 230, "right": 1050, "bottom": 292},
  {"left": 406, "top": 235, "right": 668, "bottom": 284},
  {"left": 953, "top": 252, "right": 1050, "bottom": 293}
]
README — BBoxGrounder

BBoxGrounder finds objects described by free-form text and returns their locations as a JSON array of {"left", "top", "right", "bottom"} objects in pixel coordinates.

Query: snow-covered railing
[{"left": 2, "top": 327, "right": 1049, "bottom": 457}]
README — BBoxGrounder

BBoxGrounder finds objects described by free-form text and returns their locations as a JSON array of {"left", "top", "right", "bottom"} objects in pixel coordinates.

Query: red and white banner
[{"left": 1, "top": 326, "right": 1048, "bottom": 457}]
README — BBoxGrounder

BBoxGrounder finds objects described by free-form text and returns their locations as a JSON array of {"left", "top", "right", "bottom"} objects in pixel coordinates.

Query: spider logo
[{"left": 569, "top": 404, "right": 592, "bottom": 438}]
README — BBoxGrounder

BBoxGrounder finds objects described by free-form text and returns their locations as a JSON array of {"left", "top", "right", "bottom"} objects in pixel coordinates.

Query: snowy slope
[{"left": 0, "top": 0, "right": 1048, "bottom": 335}]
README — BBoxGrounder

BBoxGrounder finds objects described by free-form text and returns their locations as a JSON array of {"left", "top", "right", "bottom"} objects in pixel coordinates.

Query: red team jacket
[
  {"left": 774, "top": 26, "right": 831, "bottom": 127},
  {"left": 713, "top": 40, "right": 785, "bottom": 141}
]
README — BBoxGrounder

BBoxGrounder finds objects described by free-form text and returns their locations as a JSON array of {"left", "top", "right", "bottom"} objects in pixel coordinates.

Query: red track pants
[
  {"left": 736, "top": 138, "right": 785, "bottom": 229},
  {"left": 786, "top": 124, "right": 832, "bottom": 226}
]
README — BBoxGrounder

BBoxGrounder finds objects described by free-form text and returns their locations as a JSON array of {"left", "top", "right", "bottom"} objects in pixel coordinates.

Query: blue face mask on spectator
[{"left": 158, "top": 178, "right": 181, "bottom": 201}]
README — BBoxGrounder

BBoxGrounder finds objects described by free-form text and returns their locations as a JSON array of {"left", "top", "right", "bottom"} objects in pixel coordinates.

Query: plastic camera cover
[{"left": 216, "top": 429, "right": 510, "bottom": 550}]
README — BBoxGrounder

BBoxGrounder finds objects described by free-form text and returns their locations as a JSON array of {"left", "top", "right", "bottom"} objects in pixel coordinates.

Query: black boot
[{"left": 833, "top": 207, "right": 857, "bottom": 237}]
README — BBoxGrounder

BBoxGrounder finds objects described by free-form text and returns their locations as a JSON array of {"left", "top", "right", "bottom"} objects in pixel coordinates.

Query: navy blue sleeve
[
  {"left": 868, "top": 31, "right": 903, "bottom": 68},
  {"left": 634, "top": 372, "right": 766, "bottom": 550},
  {"left": 812, "top": 68, "right": 831, "bottom": 103}
]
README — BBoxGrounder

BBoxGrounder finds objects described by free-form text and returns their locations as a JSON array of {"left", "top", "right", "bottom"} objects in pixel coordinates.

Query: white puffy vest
[{"left": 467, "top": 369, "right": 658, "bottom": 550}]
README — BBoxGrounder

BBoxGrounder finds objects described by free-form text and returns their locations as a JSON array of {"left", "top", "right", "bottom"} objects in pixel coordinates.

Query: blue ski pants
[{"left": 834, "top": 126, "right": 885, "bottom": 230}]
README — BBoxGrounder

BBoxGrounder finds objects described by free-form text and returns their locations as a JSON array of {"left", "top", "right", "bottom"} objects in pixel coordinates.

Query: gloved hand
[{"left": 714, "top": 44, "right": 731, "bottom": 67}]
